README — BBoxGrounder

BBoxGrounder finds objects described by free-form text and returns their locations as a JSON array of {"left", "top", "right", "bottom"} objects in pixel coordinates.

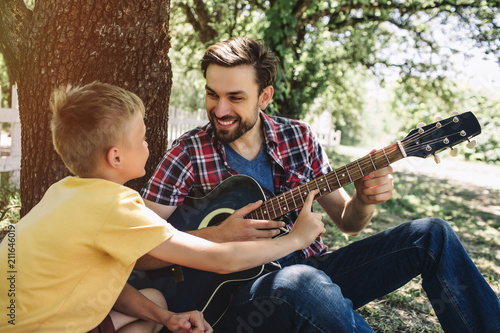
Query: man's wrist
[{"left": 187, "top": 224, "right": 221, "bottom": 242}]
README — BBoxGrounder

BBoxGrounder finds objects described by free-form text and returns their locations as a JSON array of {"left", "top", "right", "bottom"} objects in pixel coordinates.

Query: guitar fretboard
[{"left": 246, "top": 142, "right": 405, "bottom": 221}]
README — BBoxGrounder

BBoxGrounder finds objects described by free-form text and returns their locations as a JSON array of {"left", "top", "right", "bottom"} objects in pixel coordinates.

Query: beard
[{"left": 209, "top": 104, "right": 260, "bottom": 144}]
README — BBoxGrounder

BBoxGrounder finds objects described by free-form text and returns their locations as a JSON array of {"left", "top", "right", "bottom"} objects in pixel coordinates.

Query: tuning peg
[
  {"left": 416, "top": 122, "right": 426, "bottom": 128},
  {"left": 434, "top": 115, "right": 443, "bottom": 122},
  {"left": 466, "top": 140, "right": 477, "bottom": 149},
  {"left": 450, "top": 111, "right": 459, "bottom": 116},
  {"left": 433, "top": 154, "right": 441, "bottom": 164},
  {"left": 449, "top": 148, "right": 459, "bottom": 157}
]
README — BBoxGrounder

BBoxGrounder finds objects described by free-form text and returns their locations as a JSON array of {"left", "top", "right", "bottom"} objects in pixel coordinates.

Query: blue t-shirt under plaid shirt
[{"left": 141, "top": 111, "right": 332, "bottom": 258}]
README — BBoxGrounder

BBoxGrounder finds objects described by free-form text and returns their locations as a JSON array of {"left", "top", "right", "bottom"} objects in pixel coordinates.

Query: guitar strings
[
  {"left": 251, "top": 144, "right": 403, "bottom": 220},
  {"left": 250, "top": 118, "right": 467, "bottom": 220}
]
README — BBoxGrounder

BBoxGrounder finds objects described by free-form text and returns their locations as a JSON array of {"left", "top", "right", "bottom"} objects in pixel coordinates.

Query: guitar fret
[
  {"left": 356, "top": 160, "right": 364, "bottom": 177},
  {"left": 271, "top": 199, "right": 277, "bottom": 218},
  {"left": 314, "top": 178, "right": 321, "bottom": 193},
  {"left": 253, "top": 208, "right": 259, "bottom": 220},
  {"left": 278, "top": 195, "right": 284, "bottom": 215},
  {"left": 289, "top": 188, "right": 297, "bottom": 210},
  {"left": 317, "top": 177, "right": 327, "bottom": 194},
  {"left": 368, "top": 153, "right": 377, "bottom": 170},
  {"left": 333, "top": 169, "right": 342, "bottom": 187},
  {"left": 382, "top": 147, "right": 391, "bottom": 164},
  {"left": 345, "top": 165, "right": 353, "bottom": 183},
  {"left": 324, "top": 175, "right": 332, "bottom": 192},
  {"left": 284, "top": 193, "right": 290, "bottom": 212},
  {"left": 305, "top": 182, "right": 310, "bottom": 193},
  {"left": 263, "top": 201, "right": 270, "bottom": 219},
  {"left": 298, "top": 185, "right": 305, "bottom": 203}
]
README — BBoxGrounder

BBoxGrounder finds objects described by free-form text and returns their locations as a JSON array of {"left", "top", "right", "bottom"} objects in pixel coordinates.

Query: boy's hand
[
  {"left": 289, "top": 190, "right": 325, "bottom": 248},
  {"left": 165, "top": 310, "right": 212, "bottom": 332},
  {"left": 214, "top": 200, "right": 286, "bottom": 242}
]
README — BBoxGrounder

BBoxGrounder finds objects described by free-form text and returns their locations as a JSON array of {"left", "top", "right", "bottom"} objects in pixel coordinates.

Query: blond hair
[{"left": 50, "top": 82, "right": 145, "bottom": 177}]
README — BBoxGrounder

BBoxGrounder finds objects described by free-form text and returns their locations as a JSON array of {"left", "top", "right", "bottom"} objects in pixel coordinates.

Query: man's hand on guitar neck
[{"left": 197, "top": 200, "right": 287, "bottom": 242}]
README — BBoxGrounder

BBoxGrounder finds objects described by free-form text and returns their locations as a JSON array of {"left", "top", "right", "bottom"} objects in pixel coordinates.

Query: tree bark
[{"left": 0, "top": 0, "right": 172, "bottom": 215}]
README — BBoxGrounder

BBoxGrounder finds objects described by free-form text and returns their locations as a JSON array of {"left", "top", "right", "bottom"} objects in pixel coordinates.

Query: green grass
[
  {"left": 0, "top": 173, "right": 20, "bottom": 234},
  {"left": 319, "top": 148, "right": 500, "bottom": 332}
]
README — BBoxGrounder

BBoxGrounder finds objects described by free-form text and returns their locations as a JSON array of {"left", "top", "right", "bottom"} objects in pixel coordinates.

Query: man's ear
[
  {"left": 259, "top": 85, "right": 274, "bottom": 110},
  {"left": 106, "top": 147, "right": 121, "bottom": 169}
]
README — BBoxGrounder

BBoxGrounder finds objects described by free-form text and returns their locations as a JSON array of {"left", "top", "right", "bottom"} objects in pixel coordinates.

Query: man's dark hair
[{"left": 201, "top": 37, "right": 279, "bottom": 94}]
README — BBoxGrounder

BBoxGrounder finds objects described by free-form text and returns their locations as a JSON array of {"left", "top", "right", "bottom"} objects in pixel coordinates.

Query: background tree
[
  {"left": 169, "top": 0, "right": 500, "bottom": 138},
  {"left": 0, "top": 0, "right": 172, "bottom": 215}
]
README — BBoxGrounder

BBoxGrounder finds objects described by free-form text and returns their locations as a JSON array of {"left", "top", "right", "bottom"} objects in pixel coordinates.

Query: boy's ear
[{"left": 106, "top": 147, "right": 121, "bottom": 169}]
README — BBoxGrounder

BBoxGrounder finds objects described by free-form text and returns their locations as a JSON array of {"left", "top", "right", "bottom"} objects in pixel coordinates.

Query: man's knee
[{"left": 272, "top": 264, "right": 345, "bottom": 303}]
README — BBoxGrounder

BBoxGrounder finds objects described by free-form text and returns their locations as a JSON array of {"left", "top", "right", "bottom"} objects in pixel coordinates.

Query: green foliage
[
  {"left": 388, "top": 76, "right": 500, "bottom": 163},
  {"left": 169, "top": 0, "right": 500, "bottom": 152},
  {"left": 462, "top": 95, "right": 500, "bottom": 163},
  {"left": 0, "top": 54, "right": 10, "bottom": 108},
  {"left": 0, "top": 174, "right": 21, "bottom": 227},
  {"left": 168, "top": 0, "right": 263, "bottom": 112}
]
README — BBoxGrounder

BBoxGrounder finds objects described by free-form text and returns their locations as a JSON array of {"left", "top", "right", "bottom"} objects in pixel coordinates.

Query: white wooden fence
[
  {"left": 0, "top": 85, "right": 21, "bottom": 188},
  {"left": 168, "top": 107, "right": 207, "bottom": 148},
  {"left": 306, "top": 111, "right": 342, "bottom": 148}
]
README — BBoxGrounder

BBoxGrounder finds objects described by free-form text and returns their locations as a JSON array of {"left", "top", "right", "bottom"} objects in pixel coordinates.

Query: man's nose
[{"left": 213, "top": 98, "right": 232, "bottom": 118}]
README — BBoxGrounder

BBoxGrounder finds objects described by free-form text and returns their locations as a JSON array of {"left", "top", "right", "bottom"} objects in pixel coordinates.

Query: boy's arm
[
  {"left": 144, "top": 198, "right": 288, "bottom": 242},
  {"left": 147, "top": 191, "right": 325, "bottom": 274},
  {"left": 113, "top": 283, "right": 210, "bottom": 332},
  {"left": 135, "top": 198, "right": 295, "bottom": 271}
]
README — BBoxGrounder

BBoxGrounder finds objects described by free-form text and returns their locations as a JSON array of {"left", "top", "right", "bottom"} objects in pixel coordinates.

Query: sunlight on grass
[{"left": 322, "top": 147, "right": 500, "bottom": 332}]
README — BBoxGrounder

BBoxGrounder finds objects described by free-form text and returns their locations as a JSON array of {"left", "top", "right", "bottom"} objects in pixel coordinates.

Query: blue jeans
[{"left": 220, "top": 218, "right": 500, "bottom": 332}]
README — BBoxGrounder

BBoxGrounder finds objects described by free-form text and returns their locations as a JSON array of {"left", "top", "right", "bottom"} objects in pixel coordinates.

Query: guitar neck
[{"left": 247, "top": 142, "right": 406, "bottom": 221}]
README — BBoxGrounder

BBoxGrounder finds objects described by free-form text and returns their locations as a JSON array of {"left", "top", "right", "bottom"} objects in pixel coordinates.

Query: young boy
[{"left": 0, "top": 82, "right": 324, "bottom": 332}]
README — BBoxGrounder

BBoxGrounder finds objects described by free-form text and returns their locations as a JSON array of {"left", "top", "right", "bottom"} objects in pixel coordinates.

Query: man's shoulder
[
  {"left": 266, "top": 113, "right": 310, "bottom": 128},
  {"left": 170, "top": 122, "right": 213, "bottom": 149},
  {"left": 265, "top": 114, "right": 313, "bottom": 138}
]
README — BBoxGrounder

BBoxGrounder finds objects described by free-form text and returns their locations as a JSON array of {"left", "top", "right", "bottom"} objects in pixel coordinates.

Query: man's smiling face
[{"left": 205, "top": 64, "right": 261, "bottom": 144}]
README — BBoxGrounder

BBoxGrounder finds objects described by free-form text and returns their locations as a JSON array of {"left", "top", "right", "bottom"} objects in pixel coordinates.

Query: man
[{"left": 138, "top": 37, "right": 500, "bottom": 332}]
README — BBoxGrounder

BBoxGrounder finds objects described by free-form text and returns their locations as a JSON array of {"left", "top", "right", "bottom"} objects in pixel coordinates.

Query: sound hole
[{"left": 209, "top": 213, "right": 231, "bottom": 227}]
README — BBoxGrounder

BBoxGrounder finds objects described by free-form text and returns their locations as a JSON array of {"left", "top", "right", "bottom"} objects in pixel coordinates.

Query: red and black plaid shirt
[{"left": 142, "top": 112, "right": 331, "bottom": 258}]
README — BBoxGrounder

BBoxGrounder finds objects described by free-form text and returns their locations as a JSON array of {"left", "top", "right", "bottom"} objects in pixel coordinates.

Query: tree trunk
[{"left": 1, "top": 0, "right": 171, "bottom": 215}]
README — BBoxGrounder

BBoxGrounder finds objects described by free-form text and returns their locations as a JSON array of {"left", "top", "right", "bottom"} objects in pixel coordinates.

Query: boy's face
[
  {"left": 205, "top": 64, "right": 263, "bottom": 144},
  {"left": 119, "top": 112, "right": 149, "bottom": 182}
]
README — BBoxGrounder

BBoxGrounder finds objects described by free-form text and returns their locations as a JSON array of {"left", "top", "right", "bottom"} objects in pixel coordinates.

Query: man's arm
[{"left": 318, "top": 165, "right": 394, "bottom": 236}]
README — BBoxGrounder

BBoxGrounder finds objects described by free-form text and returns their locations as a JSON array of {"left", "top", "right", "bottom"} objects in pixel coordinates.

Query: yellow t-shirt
[{"left": 0, "top": 177, "right": 173, "bottom": 332}]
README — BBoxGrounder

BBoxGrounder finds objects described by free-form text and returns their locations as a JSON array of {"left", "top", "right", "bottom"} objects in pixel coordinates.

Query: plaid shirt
[{"left": 142, "top": 112, "right": 331, "bottom": 258}]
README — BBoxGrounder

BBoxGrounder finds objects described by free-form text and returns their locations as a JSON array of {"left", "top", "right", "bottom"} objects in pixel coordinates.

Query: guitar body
[
  {"left": 169, "top": 174, "right": 267, "bottom": 231},
  {"left": 137, "top": 175, "right": 278, "bottom": 326}
]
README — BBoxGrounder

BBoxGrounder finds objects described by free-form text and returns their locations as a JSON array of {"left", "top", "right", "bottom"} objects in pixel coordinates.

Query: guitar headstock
[{"left": 402, "top": 111, "right": 481, "bottom": 159}]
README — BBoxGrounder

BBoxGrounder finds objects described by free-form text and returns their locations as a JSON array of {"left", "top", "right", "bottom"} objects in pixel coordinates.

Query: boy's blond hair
[{"left": 50, "top": 82, "right": 145, "bottom": 177}]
